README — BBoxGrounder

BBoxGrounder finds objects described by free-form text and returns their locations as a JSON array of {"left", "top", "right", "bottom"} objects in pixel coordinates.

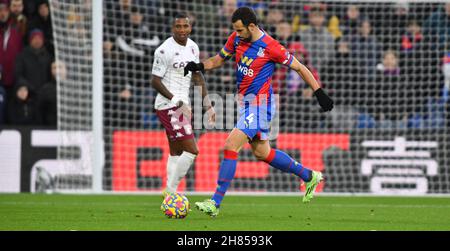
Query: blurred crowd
[
  {"left": 2, "top": 0, "right": 450, "bottom": 131},
  {"left": 0, "top": 0, "right": 56, "bottom": 127}
]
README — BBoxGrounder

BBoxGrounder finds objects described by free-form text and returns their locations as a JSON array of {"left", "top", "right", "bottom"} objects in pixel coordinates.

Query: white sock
[
  {"left": 165, "top": 155, "right": 179, "bottom": 193},
  {"left": 167, "top": 151, "right": 197, "bottom": 192}
]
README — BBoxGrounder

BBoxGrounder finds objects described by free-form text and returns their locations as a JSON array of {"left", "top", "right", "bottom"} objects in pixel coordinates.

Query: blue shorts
[{"left": 235, "top": 100, "right": 276, "bottom": 141}]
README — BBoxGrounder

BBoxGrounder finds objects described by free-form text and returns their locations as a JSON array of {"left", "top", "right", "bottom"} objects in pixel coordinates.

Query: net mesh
[{"left": 46, "top": 0, "right": 450, "bottom": 195}]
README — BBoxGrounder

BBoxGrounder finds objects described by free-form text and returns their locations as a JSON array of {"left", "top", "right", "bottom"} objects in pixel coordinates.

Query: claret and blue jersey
[{"left": 219, "top": 30, "right": 294, "bottom": 140}]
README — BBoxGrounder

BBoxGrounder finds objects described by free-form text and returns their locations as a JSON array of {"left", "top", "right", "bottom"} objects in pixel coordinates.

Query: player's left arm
[
  {"left": 289, "top": 57, "right": 321, "bottom": 91},
  {"left": 192, "top": 72, "right": 216, "bottom": 124},
  {"left": 289, "top": 57, "right": 334, "bottom": 112}
]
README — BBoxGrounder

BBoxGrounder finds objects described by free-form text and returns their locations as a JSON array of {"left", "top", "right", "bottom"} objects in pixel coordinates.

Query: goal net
[{"left": 45, "top": 0, "right": 450, "bottom": 195}]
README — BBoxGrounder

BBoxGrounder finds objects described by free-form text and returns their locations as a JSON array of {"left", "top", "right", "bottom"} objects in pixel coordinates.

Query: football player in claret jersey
[
  {"left": 151, "top": 13, "right": 215, "bottom": 198},
  {"left": 184, "top": 7, "right": 334, "bottom": 217}
]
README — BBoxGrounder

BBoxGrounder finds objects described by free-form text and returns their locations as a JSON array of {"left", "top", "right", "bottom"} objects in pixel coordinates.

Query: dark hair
[
  {"left": 407, "top": 18, "right": 419, "bottom": 27},
  {"left": 231, "top": 7, "right": 258, "bottom": 26},
  {"left": 130, "top": 6, "right": 143, "bottom": 15},
  {"left": 309, "top": 6, "right": 325, "bottom": 16},
  {"left": 38, "top": 0, "right": 49, "bottom": 7},
  {"left": 172, "top": 12, "right": 191, "bottom": 25},
  {"left": 173, "top": 12, "right": 189, "bottom": 23}
]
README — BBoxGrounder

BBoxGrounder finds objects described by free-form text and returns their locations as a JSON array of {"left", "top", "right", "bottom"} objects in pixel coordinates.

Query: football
[{"left": 161, "top": 193, "right": 190, "bottom": 219}]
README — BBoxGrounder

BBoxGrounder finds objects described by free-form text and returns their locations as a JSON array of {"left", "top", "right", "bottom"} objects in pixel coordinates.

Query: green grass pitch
[{"left": 1, "top": 194, "right": 449, "bottom": 231}]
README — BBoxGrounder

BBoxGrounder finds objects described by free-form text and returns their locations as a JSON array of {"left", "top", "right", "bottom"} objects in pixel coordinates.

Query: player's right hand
[
  {"left": 171, "top": 95, "right": 184, "bottom": 107},
  {"left": 314, "top": 88, "right": 334, "bottom": 112},
  {"left": 184, "top": 62, "right": 205, "bottom": 76}
]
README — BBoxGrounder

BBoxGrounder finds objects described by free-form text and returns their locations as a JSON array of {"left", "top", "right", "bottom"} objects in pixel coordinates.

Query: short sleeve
[
  {"left": 269, "top": 41, "right": 293, "bottom": 66},
  {"left": 194, "top": 44, "right": 200, "bottom": 64},
  {"left": 151, "top": 48, "right": 168, "bottom": 77},
  {"left": 218, "top": 32, "right": 237, "bottom": 60}
]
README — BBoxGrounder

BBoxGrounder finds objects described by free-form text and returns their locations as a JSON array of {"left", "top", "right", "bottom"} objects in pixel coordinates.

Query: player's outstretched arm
[
  {"left": 184, "top": 55, "right": 225, "bottom": 76},
  {"left": 289, "top": 57, "right": 334, "bottom": 112}
]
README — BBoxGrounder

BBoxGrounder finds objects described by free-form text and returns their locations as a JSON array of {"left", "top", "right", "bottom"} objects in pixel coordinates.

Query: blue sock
[
  {"left": 264, "top": 149, "right": 312, "bottom": 182},
  {"left": 211, "top": 150, "right": 238, "bottom": 208}
]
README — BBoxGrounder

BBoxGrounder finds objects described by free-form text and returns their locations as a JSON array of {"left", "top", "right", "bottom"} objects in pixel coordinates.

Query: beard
[{"left": 240, "top": 36, "right": 252, "bottom": 43}]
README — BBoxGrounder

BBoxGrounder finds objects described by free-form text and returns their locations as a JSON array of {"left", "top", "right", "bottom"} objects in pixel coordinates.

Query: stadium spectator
[
  {"left": 262, "top": 3, "right": 284, "bottom": 35},
  {"left": 423, "top": 2, "right": 450, "bottom": 54},
  {"left": 272, "top": 21, "right": 316, "bottom": 96},
  {"left": 272, "top": 21, "right": 295, "bottom": 94},
  {"left": 443, "top": 49, "right": 450, "bottom": 128},
  {"left": 327, "top": 37, "right": 358, "bottom": 107},
  {"left": 280, "top": 83, "right": 327, "bottom": 131},
  {"left": 103, "top": 44, "right": 128, "bottom": 128},
  {"left": 372, "top": 50, "right": 407, "bottom": 127},
  {"left": 105, "top": 0, "right": 164, "bottom": 55},
  {"left": 216, "top": 0, "right": 237, "bottom": 44},
  {"left": 135, "top": 0, "right": 159, "bottom": 18},
  {"left": 105, "top": 0, "right": 132, "bottom": 26},
  {"left": 443, "top": 49, "right": 450, "bottom": 100},
  {"left": 397, "top": 18, "right": 432, "bottom": 120},
  {"left": 374, "top": 2, "right": 410, "bottom": 51},
  {"left": 340, "top": 4, "right": 363, "bottom": 37},
  {"left": 326, "top": 37, "right": 360, "bottom": 129},
  {"left": 14, "top": 29, "right": 52, "bottom": 93},
  {"left": 210, "top": 0, "right": 237, "bottom": 92},
  {"left": 0, "top": 65, "right": 5, "bottom": 124},
  {"left": 103, "top": 0, "right": 119, "bottom": 55},
  {"left": 279, "top": 40, "right": 325, "bottom": 130},
  {"left": 27, "top": 0, "right": 53, "bottom": 55},
  {"left": 421, "top": 3, "right": 450, "bottom": 122},
  {"left": 7, "top": 78, "right": 41, "bottom": 125},
  {"left": 103, "top": 1, "right": 164, "bottom": 130},
  {"left": 37, "top": 60, "right": 65, "bottom": 127},
  {"left": 0, "top": 0, "right": 23, "bottom": 99},
  {"left": 115, "top": 5, "right": 160, "bottom": 57},
  {"left": 219, "top": 0, "right": 236, "bottom": 21},
  {"left": 300, "top": 6, "right": 334, "bottom": 78},
  {"left": 400, "top": 19, "right": 423, "bottom": 54},
  {"left": 274, "top": 21, "right": 295, "bottom": 46},
  {"left": 115, "top": 5, "right": 159, "bottom": 129},
  {"left": 348, "top": 19, "right": 381, "bottom": 83},
  {"left": 22, "top": 0, "right": 38, "bottom": 17},
  {"left": 190, "top": 0, "right": 215, "bottom": 29},
  {"left": 327, "top": 13, "right": 342, "bottom": 40},
  {"left": 9, "top": 0, "right": 27, "bottom": 38}
]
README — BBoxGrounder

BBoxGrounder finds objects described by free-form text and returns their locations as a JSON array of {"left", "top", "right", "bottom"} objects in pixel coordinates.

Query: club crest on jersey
[{"left": 257, "top": 47, "right": 265, "bottom": 57}]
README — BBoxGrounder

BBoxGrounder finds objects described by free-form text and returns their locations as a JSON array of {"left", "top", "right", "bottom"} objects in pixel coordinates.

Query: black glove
[
  {"left": 314, "top": 88, "right": 334, "bottom": 112},
  {"left": 184, "top": 62, "right": 205, "bottom": 76}
]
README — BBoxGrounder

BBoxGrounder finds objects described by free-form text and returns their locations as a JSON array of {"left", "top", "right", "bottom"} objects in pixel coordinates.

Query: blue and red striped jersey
[{"left": 219, "top": 30, "right": 294, "bottom": 102}]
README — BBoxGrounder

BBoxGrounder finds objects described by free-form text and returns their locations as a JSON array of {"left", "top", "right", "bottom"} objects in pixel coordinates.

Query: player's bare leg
[{"left": 250, "top": 138, "right": 323, "bottom": 203}]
